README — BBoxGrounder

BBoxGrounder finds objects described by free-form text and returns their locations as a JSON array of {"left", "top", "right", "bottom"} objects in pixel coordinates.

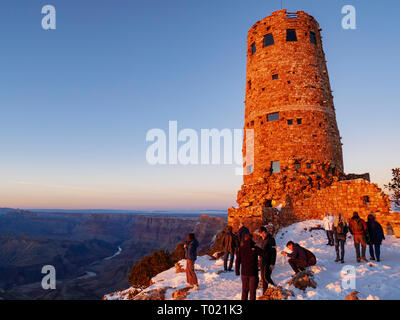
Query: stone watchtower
[{"left": 228, "top": 10, "right": 396, "bottom": 235}]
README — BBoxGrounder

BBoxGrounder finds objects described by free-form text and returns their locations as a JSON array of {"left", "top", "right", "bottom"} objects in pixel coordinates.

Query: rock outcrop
[{"left": 289, "top": 270, "right": 317, "bottom": 291}]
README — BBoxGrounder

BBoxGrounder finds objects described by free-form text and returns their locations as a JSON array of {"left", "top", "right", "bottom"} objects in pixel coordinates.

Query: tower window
[
  {"left": 295, "top": 162, "right": 301, "bottom": 169},
  {"left": 251, "top": 42, "right": 256, "bottom": 55},
  {"left": 286, "top": 29, "right": 298, "bottom": 42},
  {"left": 310, "top": 32, "right": 317, "bottom": 44},
  {"left": 364, "top": 196, "right": 370, "bottom": 205},
  {"left": 272, "top": 74, "right": 278, "bottom": 80},
  {"left": 250, "top": 120, "right": 254, "bottom": 126},
  {"left": 247, "top": 165, "right": 254, "bottom": 174},
  {"left": 248, "top": 80, "right": 252, "bottom": 90},
  {"left": 306, "top": 163, "right": 311, "bottom": 169},
  {"left": 287, "top": 119, "right": 293, "bottom": 125},
  {"left": 297, "top": 118, "right": 302, "bottom": 124},
  {"left": 267, "top": 112, "right": 279, "bottom": 122},
  {"left": 271, "top": 161, "right": 280, "bottom": 173},
  {"left": 264, "top": 33, "right": 274, "bottom": 47}
]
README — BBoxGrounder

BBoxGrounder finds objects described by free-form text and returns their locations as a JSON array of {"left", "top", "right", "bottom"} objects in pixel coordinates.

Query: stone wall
[{"left": 293, "top": 179, "right": 400, "bottom": 235}]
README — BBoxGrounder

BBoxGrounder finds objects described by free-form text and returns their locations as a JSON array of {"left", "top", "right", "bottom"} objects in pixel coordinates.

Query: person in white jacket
[{"left": 323, "top": 213, "right": 335, "bottom": 246}]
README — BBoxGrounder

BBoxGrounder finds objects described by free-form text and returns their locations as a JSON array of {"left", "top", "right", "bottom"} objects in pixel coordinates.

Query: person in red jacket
[
  {"left": 348, "top": 212, "right": 368, "bottom": 262},
  {"left": 235, "top": 233, "right": 263, "bottom": 300}
]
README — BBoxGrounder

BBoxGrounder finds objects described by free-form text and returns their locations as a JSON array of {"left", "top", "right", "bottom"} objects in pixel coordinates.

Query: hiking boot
[
  {"left": 370, "top": 257, "right": 375, "bottom": 261},
  {"left": 357, "top": 258, "right": 361, "bottom": 263},
  {"left": 361, "top": 257, "right": 368, "bottom": 262},
  {"left": 377, "top": 258, "right": 381, "bottom": 262},
  {"left": 335, "top": 257, "right": 340, "bottom": 262},
  {"left": 341, "top": 260, "right": 345, "bottom": 264}
]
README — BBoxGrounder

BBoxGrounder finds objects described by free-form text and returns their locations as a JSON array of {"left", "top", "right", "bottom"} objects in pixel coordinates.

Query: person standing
[
  {"left": 333, "top": 213, "right": 348, "bottom": 263},
  {"left": 222, "top": 226, "right": 239, "bottom": 272},
  {"left": 367, "top": 214, "right": 385, "bottom": 262},
  {"left": 323, "top": 213, "right": 335, "bottom": 246},
  {"left": 348, "top": 212, "right": 368, "bottom": 263},
  {"left": 235, "top": 233, "right": 263, "bottom": 300},
  {"left": 184, "top": 233, "right": 199, "bottom": 289},
  {"left": 257, "top": 226, "right": 276, "bottom": 293}
]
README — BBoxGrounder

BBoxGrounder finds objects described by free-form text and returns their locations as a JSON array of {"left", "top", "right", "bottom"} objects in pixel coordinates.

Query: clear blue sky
[{"left": 0, "top": 0, "right": 399, "bottom": 209}]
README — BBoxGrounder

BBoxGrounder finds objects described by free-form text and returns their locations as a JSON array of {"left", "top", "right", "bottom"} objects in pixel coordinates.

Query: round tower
[{"left": 243, "top": 9, "right": 343, "bottom": 185}]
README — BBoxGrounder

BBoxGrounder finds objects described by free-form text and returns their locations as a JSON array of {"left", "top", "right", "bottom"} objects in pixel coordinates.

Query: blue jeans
[
  {"left": 224, "top": 251, "right": 234, "bottom": 271},
  {"left": 369, "top": 244, "right": 381, "bottom": 260},
  {"left": 335, "top": 239, "right": 345, "bottom": 261}
]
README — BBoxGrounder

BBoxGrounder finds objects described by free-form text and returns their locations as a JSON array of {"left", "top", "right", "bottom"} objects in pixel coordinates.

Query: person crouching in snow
[
  {"left": 235, "top": 233, "right": 263, "bottom": 300},
  {"left": 366, "top": 214, "right": 385, "bottom": 262},
  {"left": 184, "top": 233, "right": 199, "bottom": 290},
  {"left": 281, "top": 241, "right": 316, "bottom": 274},
  {"left": 333, "top": 213, "right": 348, "bottom": 263},
  {"left": 323, "top": 212, "right": 335, "bottom": 246}
]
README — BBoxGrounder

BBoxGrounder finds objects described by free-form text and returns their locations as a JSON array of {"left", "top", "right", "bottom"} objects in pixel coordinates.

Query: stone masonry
[{"left": 228, "top": 10, "right": 400, "bottom": 236}]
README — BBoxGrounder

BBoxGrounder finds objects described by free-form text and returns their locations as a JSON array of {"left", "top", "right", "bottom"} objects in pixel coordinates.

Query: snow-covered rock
[{"left": 105, "top": 220, "right": 400, "bottom": 300}]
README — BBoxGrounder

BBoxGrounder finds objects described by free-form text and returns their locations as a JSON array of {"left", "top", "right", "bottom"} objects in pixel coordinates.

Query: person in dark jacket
[
  {"left": 257, "top": 226, "right": 276, "bottom": 293},
  {"left": 333, "top": 213, "right": 349, "bottom": 263},
  {"left": 184, "top": 233, "right": 199, "bottom": 289},
  {"left": 367, "top": 214, "right": 385, "bottom": 262},
  {"left": 348, "top": 212, "right": 368, "bottom": 262},
  {"left": 237, "top": 222, "right": 250, "bottom": 245},
  {"left": 222, "top": 226, "right": 239, "bottom": 272},
  {"left": 281, "top": 241, "right": 308, "bottom": 274},
  {"left": 235, "top": 233, "right": 263, "bottom": 300}
]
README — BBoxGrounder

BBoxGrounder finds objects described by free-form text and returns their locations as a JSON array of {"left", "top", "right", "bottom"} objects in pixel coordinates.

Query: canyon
[{"left": 0, "top": 208, "right": 226, "bottom": 299}]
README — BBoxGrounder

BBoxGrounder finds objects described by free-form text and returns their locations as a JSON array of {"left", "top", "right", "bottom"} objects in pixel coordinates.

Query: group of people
[
  {"left": 323, "top": 211, "right": 385, "bottom": 263},
  {"left": 183, "top": 212, "right": 386, "bottom": 300},
  {"left": 183, "top": 222, "right": 316, "bottom": 300}
]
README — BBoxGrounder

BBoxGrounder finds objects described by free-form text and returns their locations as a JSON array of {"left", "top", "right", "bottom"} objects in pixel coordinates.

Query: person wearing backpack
[
  {"left": 366, "top": 214, "right": 385, "bottom": 262},
  {"left": 333, "top": 213, "right": 348, "bottom": 263},
  {"left": 348, "top": 212, "right": 368, "bottom": 262},
  {"left": 184, "top": 233, "right": 199, "bottom": 289},
  {"left": 281, "top": 241, "right": 316, "bottom": 274},
  {"left": 222, "top": 226, "right": 239, "bottom": 272}
]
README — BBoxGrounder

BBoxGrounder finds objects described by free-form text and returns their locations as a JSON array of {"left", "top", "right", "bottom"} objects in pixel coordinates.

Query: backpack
[
  {"left": 303, "top": 248, "right": 316, "bottom": 266},
  {"left": 336, "top": 221, "right": 345, "bottom": 234},
  {"left": 352, "top": 218, "right": 365, "bottom": 233}
]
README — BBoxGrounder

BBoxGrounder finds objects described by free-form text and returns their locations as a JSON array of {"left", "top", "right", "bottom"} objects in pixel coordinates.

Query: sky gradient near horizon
[{"left": 0, "top": 0, "right": 399, "bottom": 210}]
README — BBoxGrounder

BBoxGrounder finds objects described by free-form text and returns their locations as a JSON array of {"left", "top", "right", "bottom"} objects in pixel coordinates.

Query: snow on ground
[{"left": 107, "top": 220, "right": 400, "bottom": 300}]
